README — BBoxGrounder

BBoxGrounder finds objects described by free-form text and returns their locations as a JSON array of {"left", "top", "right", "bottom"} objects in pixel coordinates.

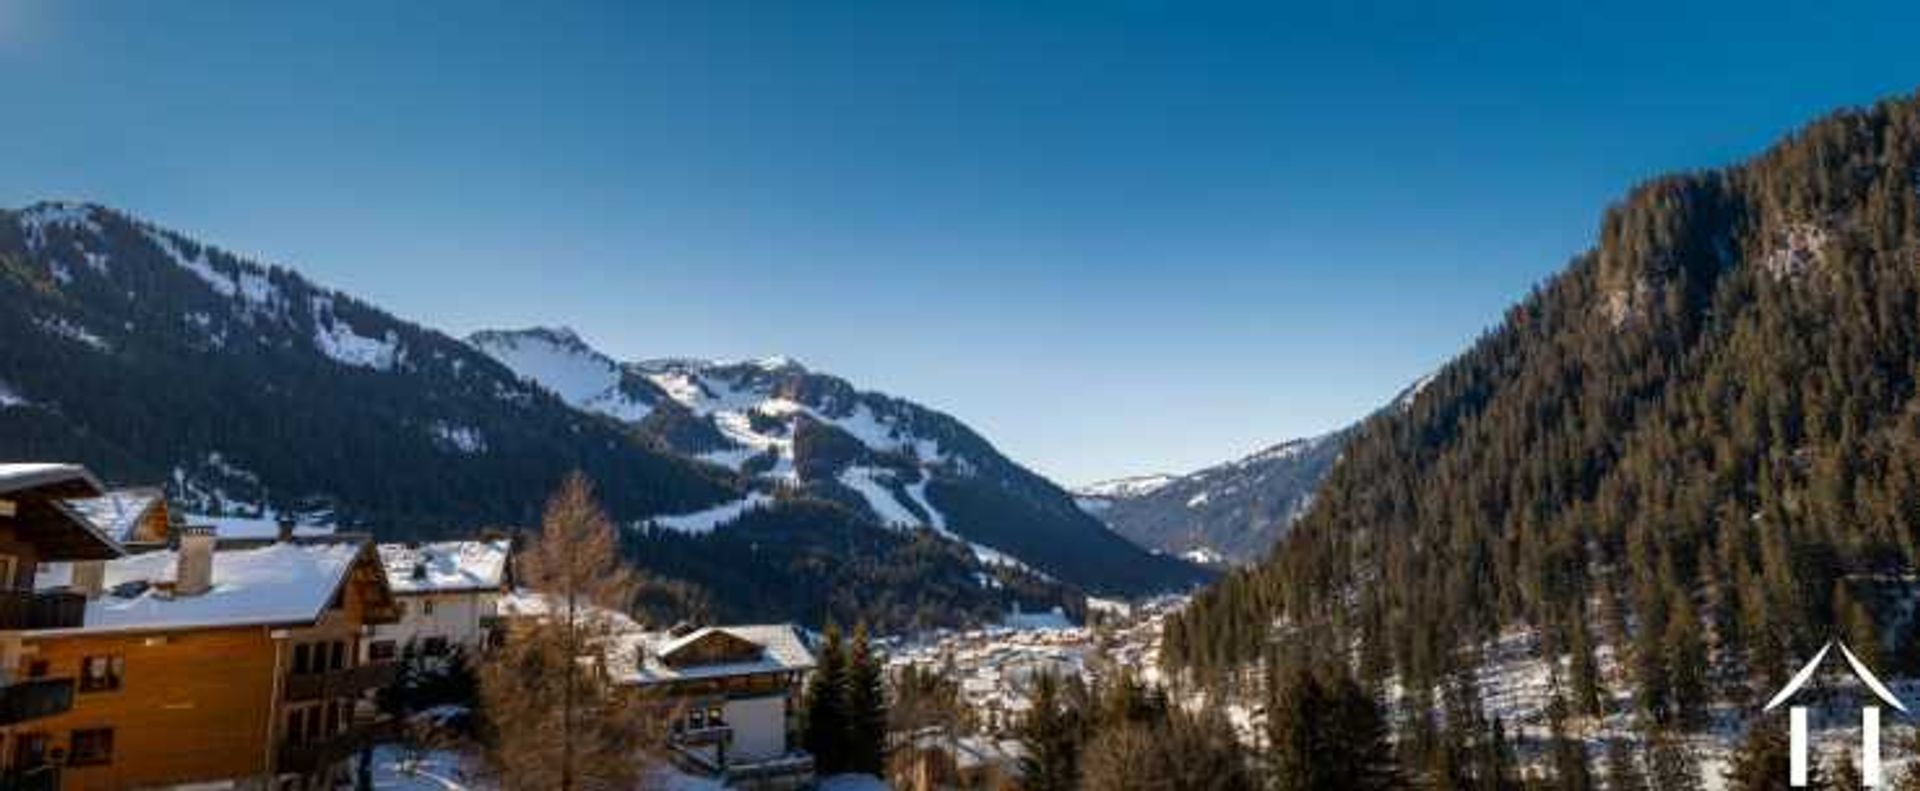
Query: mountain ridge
[{"left": 467, "top": 325, "right": 1210, "bottom": 593}]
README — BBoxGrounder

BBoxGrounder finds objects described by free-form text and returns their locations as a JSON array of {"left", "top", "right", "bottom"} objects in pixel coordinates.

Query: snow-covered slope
[
  {"left": 469, "top": 327, "right": 1211, "bottom": 595},
  {"left": 466, "top": 327, "right": 660, "bottom": 422},
  {"left": 1077, "top": 378, "right": 1430, "bottom": 565}
]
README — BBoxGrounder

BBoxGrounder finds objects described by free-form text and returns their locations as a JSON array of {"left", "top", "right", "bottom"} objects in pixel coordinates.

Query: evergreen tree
[
  {"left": 844, "top": 623, "right": 888, "bottom": 775},
  {"left": 1666, "top": 589, "right": 1711, "bottom": 727},
  {"left": 1643, "top": 727, "right": 1703, "bottom": 791},
  {"left": 1546, "top": 694, "right": 1595, "bottom": 791},
  {"left": 1605, "top": 738, "right": 1646, "bottom": 791},
  {"left": 804, "top": 623, "right": 850, "bottom": 774},
  {"left": 1017, "top": 673, "right": 1083, "bottom": 791},
  {"left": 1893, "top": 727, "right": 1920, "bottom": 791},
  {"left": 1267, "top": 665, "right": 1400, "bottom": 791},
  {"left": 1830, "top": 751, "right": 1863, "bottom": 790},
  {"left": 1726, "top": 722, "right": 1821, "bottom": 791}
]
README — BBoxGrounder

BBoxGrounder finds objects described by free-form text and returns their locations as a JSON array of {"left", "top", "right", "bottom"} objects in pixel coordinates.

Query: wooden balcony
[
  {"left": 0, "top": 678, "right": 76, "bottom": 726},
  {"left": 283, "top": 661, "right": 398, "bottom": 702},
  {"left": 276, "top": 716, "right": 395, "bottom": 775},
  {"left": 0, "top": 591, "right": 86, "bottom": 631}
]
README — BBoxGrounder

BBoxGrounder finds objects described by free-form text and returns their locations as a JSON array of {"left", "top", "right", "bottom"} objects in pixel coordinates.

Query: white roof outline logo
[{"left": 1762, "top": 640, "right": 1907, "bottom": 714}]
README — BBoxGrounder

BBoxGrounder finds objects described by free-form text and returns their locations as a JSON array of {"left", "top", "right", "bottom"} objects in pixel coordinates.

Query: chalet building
[
  {"left": 62, "top": 489, "right": 170, "bottom": 551},
  {"left": 365, "top": 540, "right": 512, "bottom": 665},
  {"left": 891, "top": 730, "right": 1025, "bottom": 791},
  {"left": 0, "top": 462, "right": 402, "bottom": 790},
  {"left": 620, "top": 624, "right": 817, "bottom": 790},
  {"left": 0, "top": 465, "right": 125, "bottom": 785}
]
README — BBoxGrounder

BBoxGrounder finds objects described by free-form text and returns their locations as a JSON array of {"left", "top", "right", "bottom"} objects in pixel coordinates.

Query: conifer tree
[
  {"left": 844, "top": 623, "right": 888, "bottom": 775},
  {"left": 1726, "top": 722, "right": 1819, "bottom": 791},
  {"left": 1643, "top": 727, "right": 1703, "bottom": 791},
  {"left": 1018, "top": 672, "right": 1083, "bottom": 791},
  {"left": 1604, "top": 738, "right": 1646, "bottom": 791},
  {"left": 1892, "top": 727, "right": 1920, "bottom": 791},
  {"left": 1666, "top": 589, "right": 1711, "bottom": 726},
  {"left": 1546, "top": 694, "right": 1595, "bottom": 791},
  {"left": 1830, "top": 751, "right": 1863, "bottom": 790},
  {"left": 804, "top": 623, "right": 850, "bottom": 774}
]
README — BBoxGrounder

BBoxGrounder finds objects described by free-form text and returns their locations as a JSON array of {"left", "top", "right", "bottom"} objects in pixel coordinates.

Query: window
[
  {"left": 422, "top": 637, "right": 450, "bottom": 657},
  {"left": 329, "top": 641, "right": 345, "bottom": 671},
  {"left": 293, "top": 643, "right": 312, "bottom": 675},
  {"left": 13, "top": 733, "right": 49, "bottom": 769},
  {"left": 0, "top": 554, "right": 17, "bottom": 590},
  {"left": 422, "top": 599, "right": 435, "bottom": 616},
  {"left": 368, "top": 640, "right": 397, "bottom": 662},
  {"left": 68, "top": 728, "right": 113, "bottom": 766},
  {"left": 78, "top": 656, "right": 123, "bottom": 693}
]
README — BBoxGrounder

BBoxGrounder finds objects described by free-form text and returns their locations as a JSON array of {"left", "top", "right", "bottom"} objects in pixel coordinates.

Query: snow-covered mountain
[
  {"left": 469, "top": 327, "right": 1211, "bottom": 594},
  {"left": 1075, "top": 433, "right": 1346, "bottom": 565},
  {"left": 0, "top": 200, "right": 1129, "bottom": 629},
  {"left": 1078, "top": 378, "right": 1431, "bottom": 565}
]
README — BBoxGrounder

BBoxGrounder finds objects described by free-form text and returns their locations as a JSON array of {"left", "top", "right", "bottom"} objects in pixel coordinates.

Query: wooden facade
[{"left": 0, "top": 543, "right": 399, "bottom": 791}]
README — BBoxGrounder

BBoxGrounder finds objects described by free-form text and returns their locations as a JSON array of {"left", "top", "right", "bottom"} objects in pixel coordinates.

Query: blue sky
[{"left": 3, "top": 1, "right": 1918, "bottom": 484}]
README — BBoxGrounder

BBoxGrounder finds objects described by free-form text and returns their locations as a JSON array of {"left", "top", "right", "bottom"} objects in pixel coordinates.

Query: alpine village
[{"left": 14, "top": 19, "right": 1920, "bottom": 791}]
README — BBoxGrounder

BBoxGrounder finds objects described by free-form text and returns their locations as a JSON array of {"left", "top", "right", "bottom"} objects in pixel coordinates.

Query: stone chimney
[
  {"left": 175, "top": 526, "right": 216, "bottom": 597},
  {"left": 70, "top": 561, "right": 107, "bottom": 599}
]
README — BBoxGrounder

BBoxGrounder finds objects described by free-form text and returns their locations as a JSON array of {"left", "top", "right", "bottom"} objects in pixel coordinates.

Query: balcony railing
[
  {"left": 276, "top": 716, "right": 396, "bottom": 775},
  {"left": 672, "top": 723, "right": 734, "bottom": 747},
  {"left": 0, "top": 678, "right": 75, "bottom": 726},
  {"left": 283, "top": 661, "right": 399, "bottom": 702},
  {"left": 725, "top": 752, "right": 816, "bottom": 785},
  {"left": 0, "top": 591, "right": 86, "bottom": 631}
]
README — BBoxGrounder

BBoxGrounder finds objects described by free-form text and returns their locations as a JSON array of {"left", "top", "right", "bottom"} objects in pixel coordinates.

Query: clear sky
[{"left": 2, "top": 1, "right": 1918, "bottom": 484}]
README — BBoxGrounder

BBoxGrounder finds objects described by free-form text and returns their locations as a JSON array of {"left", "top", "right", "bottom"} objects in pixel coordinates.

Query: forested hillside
[
  {"left": 470, "top": 327, "right": 1210, "bottom": 594},
  {"left": 0, "top": 203, "right": 1087, "bottom": 630},
  {"left": 1166, "top": 91, "right": 1920, "bottom": 768}
]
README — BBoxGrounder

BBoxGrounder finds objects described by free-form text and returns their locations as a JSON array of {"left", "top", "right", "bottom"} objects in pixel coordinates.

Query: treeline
[
  {"left": 623, "top": 497, "right": 1082, "bottom": 632},
  {"left": 1164, "top": 90, "right": 1920, "bottom": 775}
]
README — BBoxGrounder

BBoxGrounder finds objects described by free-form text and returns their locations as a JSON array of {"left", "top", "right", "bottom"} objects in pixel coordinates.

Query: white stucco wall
[
  {"left": 725, "top": 694, "right": 789, "bottom": 762},
  {"left": 364, "top": 590, "right": 497, "bottom": 660}
]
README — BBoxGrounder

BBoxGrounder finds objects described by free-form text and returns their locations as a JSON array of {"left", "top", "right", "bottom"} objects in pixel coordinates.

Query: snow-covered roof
[
  {"left": 65, "top": 488, "right": 163, "bottom": 543},
  {"left": 622, "top": 624, "right": 815, "bottom": 686},
  {"left": 378, "top": 540, "right": 511, "bottom": 595},
  {"left": 31, "top": 541, "right": 371, "bottom": 636},
  {"left": 0, "top": 463, "right": 103, "bottom": 497},
  {"left": 183, "top": 513, "right": 338, "bottom": 541}
]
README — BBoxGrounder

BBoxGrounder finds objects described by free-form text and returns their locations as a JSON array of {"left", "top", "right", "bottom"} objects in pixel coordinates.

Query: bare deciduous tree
[{"left": 481, "top": 473, "right": 660, "bottom": 790}]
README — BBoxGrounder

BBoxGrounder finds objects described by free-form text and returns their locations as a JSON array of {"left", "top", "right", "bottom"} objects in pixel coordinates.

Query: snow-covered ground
[{"left": 643, "top": 493, "right": 774, "bottom": 534}]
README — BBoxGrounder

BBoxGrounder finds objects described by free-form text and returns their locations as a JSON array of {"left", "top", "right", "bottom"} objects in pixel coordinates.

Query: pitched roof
[
  {"left": 65, "top": 488, "right": 164, "bottom": 543},
  {"left": 622, "top": 624, "right": 816, "bottom": 685},
  {"left": 0, "top": 462, "right": 120, "bottom": 561},
  {"left": 0, "top": 463, "right": 103, "bottom": 498},
  {"left": 31, "top": 541, "right": 373, "bottom": 636},
  {"left": 377, "top": 540, "right": 510, "bottom": 594}
]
